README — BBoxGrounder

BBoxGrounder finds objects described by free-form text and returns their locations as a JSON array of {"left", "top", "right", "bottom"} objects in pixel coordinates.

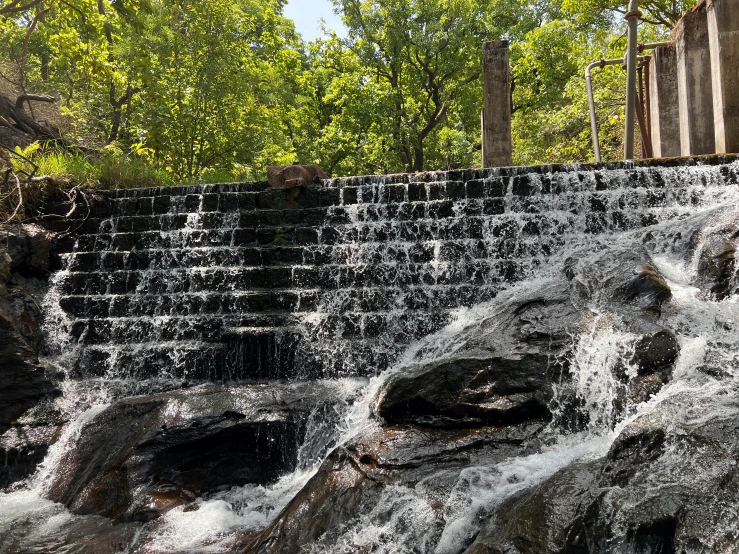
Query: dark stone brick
[
  {"left": 590, "top": 194, "right": 608, "bottom": 212},
  {"left": 492, "top": 219, "right": 519, "bottom": 239},
  {"left": 446, "top": 181, "right": 466, "bottom": 199},
  {"left": 646, "top": 190, "right": 667, "bottom": 208},
  {"left": 238, "top": 193, "right": 257, "bottom": 211},
  {"left": 293, "top": 267, "right": 320, "bottom": 288},
  {"left": 239, "top": 247, "right": 262, "bottom": 266},
  {"left": 160, "top": 214, "right": 188, "bottom": 231},
  {"left": 285, "top": 208, "right": 327, "bottom": 226},
  {"left": 108, "top": 272, "right": 129, "bottom": 295},
  {"left": 69, "top": 252, "right": 98, "bottom": 272},
  {"left": 257, "top": 190, "right": 289, "bottom": 210},
  {"left": 521, "top": 220, "right": 541, "bottom": 236},
  {"left": 483, "top": 198, "right": 506, "bottom": 215},
  {"left": 256, "top": 228, "right": 278, "bottom": 246},
  {"left": 319, "top": 227, "right": 341, "bottom": 245},
  {"left": 341, "top": 187, "right": 358, "bottom": 205},
  {"left": 232, "top": 228, "right": 257, "bottom": 246},
  {"left": 487, "top": 177, "right": 507, "bottom": 197},
  {"left": 298, "top": 291, "right": 318, "bottom": 311},
  {"left": 200, "top": 194, "right": 220, "bottom": 212},
  {"left": 466, "top": 180, "right": 485, "bottom": 198},
  {"left": 466, "top": 217, "right": 485, "bottom": 239},
  {"left": 386, "top": 184, "right": 406, "bottom": 203},
  {"left": 512, "top": 174, "right": 541, "bottom": 196},
  {"left": 408, "top": 183, "right": 426, "bottom": 202},
  {"left": 295, "top": 227, "right": 319, "bottom": 245},
  {"left": 429, "top": 200, "right": 454, "bottom": 219},
  {"left": 262, "top": 247, "right": 303, "bottom": 266},
  {"left": 594, "top": 172, "right": 608, "bottom": 191},
  {"left": 111, "top": 233, "right": 137, "bottom": 251},
  {"left": 239, "top": 212, "right": 260, "bottom": 228},
  {"left": 257, "top": 211, "right": 283, "bottom": 226},
  {"left": 218, "top": 193, "right": 239, "bottom": 211},
  {"left": 319, "top": 188, "right": 341, "bottom": 207},
  {"left": 184, "top": 195, "right": 200, "bottom": 212},
  {"left": 426, "top": 183, "right": 444, "bottom": 201},
  {"left": 101, "top": 252, "right": 127, "bottom": 271},
  {"left": 463, "top": 201, "right": 483, "bottom": 216},
  {"left": 585, "top": 213, "right": 608, "bottom": 234},
  {"left": 264, "top": 267, "right": 292, "bottom": 289}
]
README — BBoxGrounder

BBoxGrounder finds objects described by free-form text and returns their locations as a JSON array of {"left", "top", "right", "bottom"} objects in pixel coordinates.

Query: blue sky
[{"left": 284, "top": 0, "right": 346, "bottom": 41}]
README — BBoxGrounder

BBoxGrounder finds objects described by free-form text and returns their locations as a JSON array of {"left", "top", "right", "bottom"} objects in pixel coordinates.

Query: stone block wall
[{"left": 41, "top": 156, "right": 739, "bottom": 381}]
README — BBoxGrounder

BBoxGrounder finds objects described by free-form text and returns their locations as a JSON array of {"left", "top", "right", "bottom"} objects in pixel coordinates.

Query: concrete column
[
  {"left": 675, "top": 6, "right": 716, "bottom": 156},
  {"left": 706, "top": 0, "right": 739, "bottom": 153},
  {"left": 482, "top": 40, "right": 512, "bottom": 168},
  {"left": 648, "top": 45, "right": 681, "bottom": 157}
]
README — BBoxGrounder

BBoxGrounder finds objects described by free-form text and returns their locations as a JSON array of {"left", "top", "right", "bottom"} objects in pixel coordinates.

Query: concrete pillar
[
  {"left": 648, "top": 45, "right": 681, "bottom": 157},
  {"left": 482, "top": 40, "right": 512, "bottom": 168},
  {"left": 706, "top": 0, "right": 739, "bottom": 153},
  {"left": 675, "top": 6, "right": 716, "bottom": 156}
]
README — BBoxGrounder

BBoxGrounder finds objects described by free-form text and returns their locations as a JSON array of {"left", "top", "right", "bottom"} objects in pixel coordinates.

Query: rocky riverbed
[{"left": 1, "top": 160, "right": 738, "bottom": 553}]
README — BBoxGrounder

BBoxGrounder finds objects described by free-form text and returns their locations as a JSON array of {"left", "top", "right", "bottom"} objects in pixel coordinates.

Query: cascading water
[{"left": 1, "top": 157, "right": 738, "bottom": 553}]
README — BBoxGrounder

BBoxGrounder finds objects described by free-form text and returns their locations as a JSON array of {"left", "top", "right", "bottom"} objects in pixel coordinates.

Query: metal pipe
[
  {"left": 624, "top": 0, "right": 641, "bottom": 160},
  {"left": 644, "top": 57, "right": 652, "bottom": 149},
  {"left": 586, "top": 56, "right": 649, "bottom": 162},
  {"left": 638, "top": 41, "right": 669, "bottom": 53},
  {"left": 637, "top": 63, "right": 653, "bottom": 158}
]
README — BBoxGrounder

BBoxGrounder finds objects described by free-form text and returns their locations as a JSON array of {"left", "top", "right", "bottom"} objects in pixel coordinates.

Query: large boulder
[
  {"left": 465, "top": 386, "right": 739, "bottom": 554},
  {"left": 694, "top": 221, "right": 738, "bottom": 300},
  {"left": 0, "top": 286, "right": 58, "bottom": 433},
  {"left": 377, "top": 283, "right": 577, "bottom": 428},
  {"left": 246, "top": 421, "right": 544, "bottom": 554},
  {"left": 45, "top": 383, "right": 345, "bottom": 521},
  {"left": 0, "top": 224, "right": 60, "bottom": 488}
]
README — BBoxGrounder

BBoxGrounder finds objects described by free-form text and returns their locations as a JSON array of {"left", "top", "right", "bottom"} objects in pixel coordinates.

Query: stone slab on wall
[
  {"left": 649, "top": 45, "right": 681, "bottom": 158},
  {"left": 482, "top": 40, "right": 512, "bottom": 168},
  {"left": 676, "top": 5, "right": 716, "bottom": 156},
  {"left": 707, "top": 0, "right": 739, "bottom": 153}
]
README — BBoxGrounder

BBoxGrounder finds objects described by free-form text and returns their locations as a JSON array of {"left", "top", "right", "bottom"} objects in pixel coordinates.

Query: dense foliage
[{"left": 0, "top": 0, "right": 691, "bottom": 183}]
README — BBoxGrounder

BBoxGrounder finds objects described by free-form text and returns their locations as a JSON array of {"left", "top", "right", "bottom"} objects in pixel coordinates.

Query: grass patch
[{"left": 1, "top": 142, "right": 261, "bottom": 226}]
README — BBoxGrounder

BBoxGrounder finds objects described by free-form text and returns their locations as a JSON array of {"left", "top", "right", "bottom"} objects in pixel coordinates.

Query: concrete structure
[
  {"left": 648, "top": 45, "right": 682, "bottom": 157},
  {"left": 41, "top": 156, "right": 739, "bottom": 380},
  {"left": 482, "top": 40, "right": 512, "bottom": 168},
  {"left": 676, "top": 6, "right": 716, "bottom": 156},
  {"left": 706, "top": 0, "right": 739, "bottom": 153}
]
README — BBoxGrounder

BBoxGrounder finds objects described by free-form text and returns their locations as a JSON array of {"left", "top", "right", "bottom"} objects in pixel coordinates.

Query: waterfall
[{"left": 1, "top": 157, "right": 738, "bottom": 553}]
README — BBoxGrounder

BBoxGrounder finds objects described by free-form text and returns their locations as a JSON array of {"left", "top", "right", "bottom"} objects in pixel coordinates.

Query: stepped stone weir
[{"left": 42, "top": 156, "right": 739, "bottom": 381}]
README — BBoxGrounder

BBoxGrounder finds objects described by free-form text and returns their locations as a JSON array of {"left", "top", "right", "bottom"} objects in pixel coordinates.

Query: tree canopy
[{"left": 0, "top": 0, "right": 693, "bottom": 182}]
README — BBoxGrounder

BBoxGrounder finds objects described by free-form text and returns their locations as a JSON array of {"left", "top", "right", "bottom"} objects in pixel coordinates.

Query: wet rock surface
[
  {"left": 45, "top": 383, "right": 342, "bottom": 521},
  {"left": 0, "top": 224, "right": 60, "bottom": 487},
  {"left": 377, "top": 286, "right": 576, "bottom": 428},
  {"left": 247, "top": 422, "right": 544, "bottom": 554},
  {"left": 3, "top": 160, "right": 739, "bottom": 553}
]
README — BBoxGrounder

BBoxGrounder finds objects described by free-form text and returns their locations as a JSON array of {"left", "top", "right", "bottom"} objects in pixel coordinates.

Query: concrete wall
[
  {"left": 706, "top": 0, "right": 739, "bottom": 153},
  {"left": 649, "top": 45, "right": 681, "bottom": 157},
  {"left": 676, "top": 6, "right": 716, "bottom": 156}
]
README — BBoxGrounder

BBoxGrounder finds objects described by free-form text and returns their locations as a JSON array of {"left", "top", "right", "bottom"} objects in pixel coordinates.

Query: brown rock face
[
  {"left": 2, "top": 223, "right": 54, "bottom": 276},
  {"left": 266, "top": 165, "right": 328, "bottom": 189},
  {"left": 695, "top": 224, "right": 738, "bottom": 299},
  {"left": 0, "top": 223, "right": 60, "bottom": 487}
]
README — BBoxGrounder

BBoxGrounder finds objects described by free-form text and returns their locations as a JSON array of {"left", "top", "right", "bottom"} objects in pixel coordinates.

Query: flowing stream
[{"left": 1, "top": 159, "right": 738, "bottom": 553}]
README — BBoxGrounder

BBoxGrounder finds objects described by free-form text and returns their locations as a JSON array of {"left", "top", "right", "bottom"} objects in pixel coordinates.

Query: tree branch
[{"left": 15, "top": 94, "right": 55, "bottom": 110}]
